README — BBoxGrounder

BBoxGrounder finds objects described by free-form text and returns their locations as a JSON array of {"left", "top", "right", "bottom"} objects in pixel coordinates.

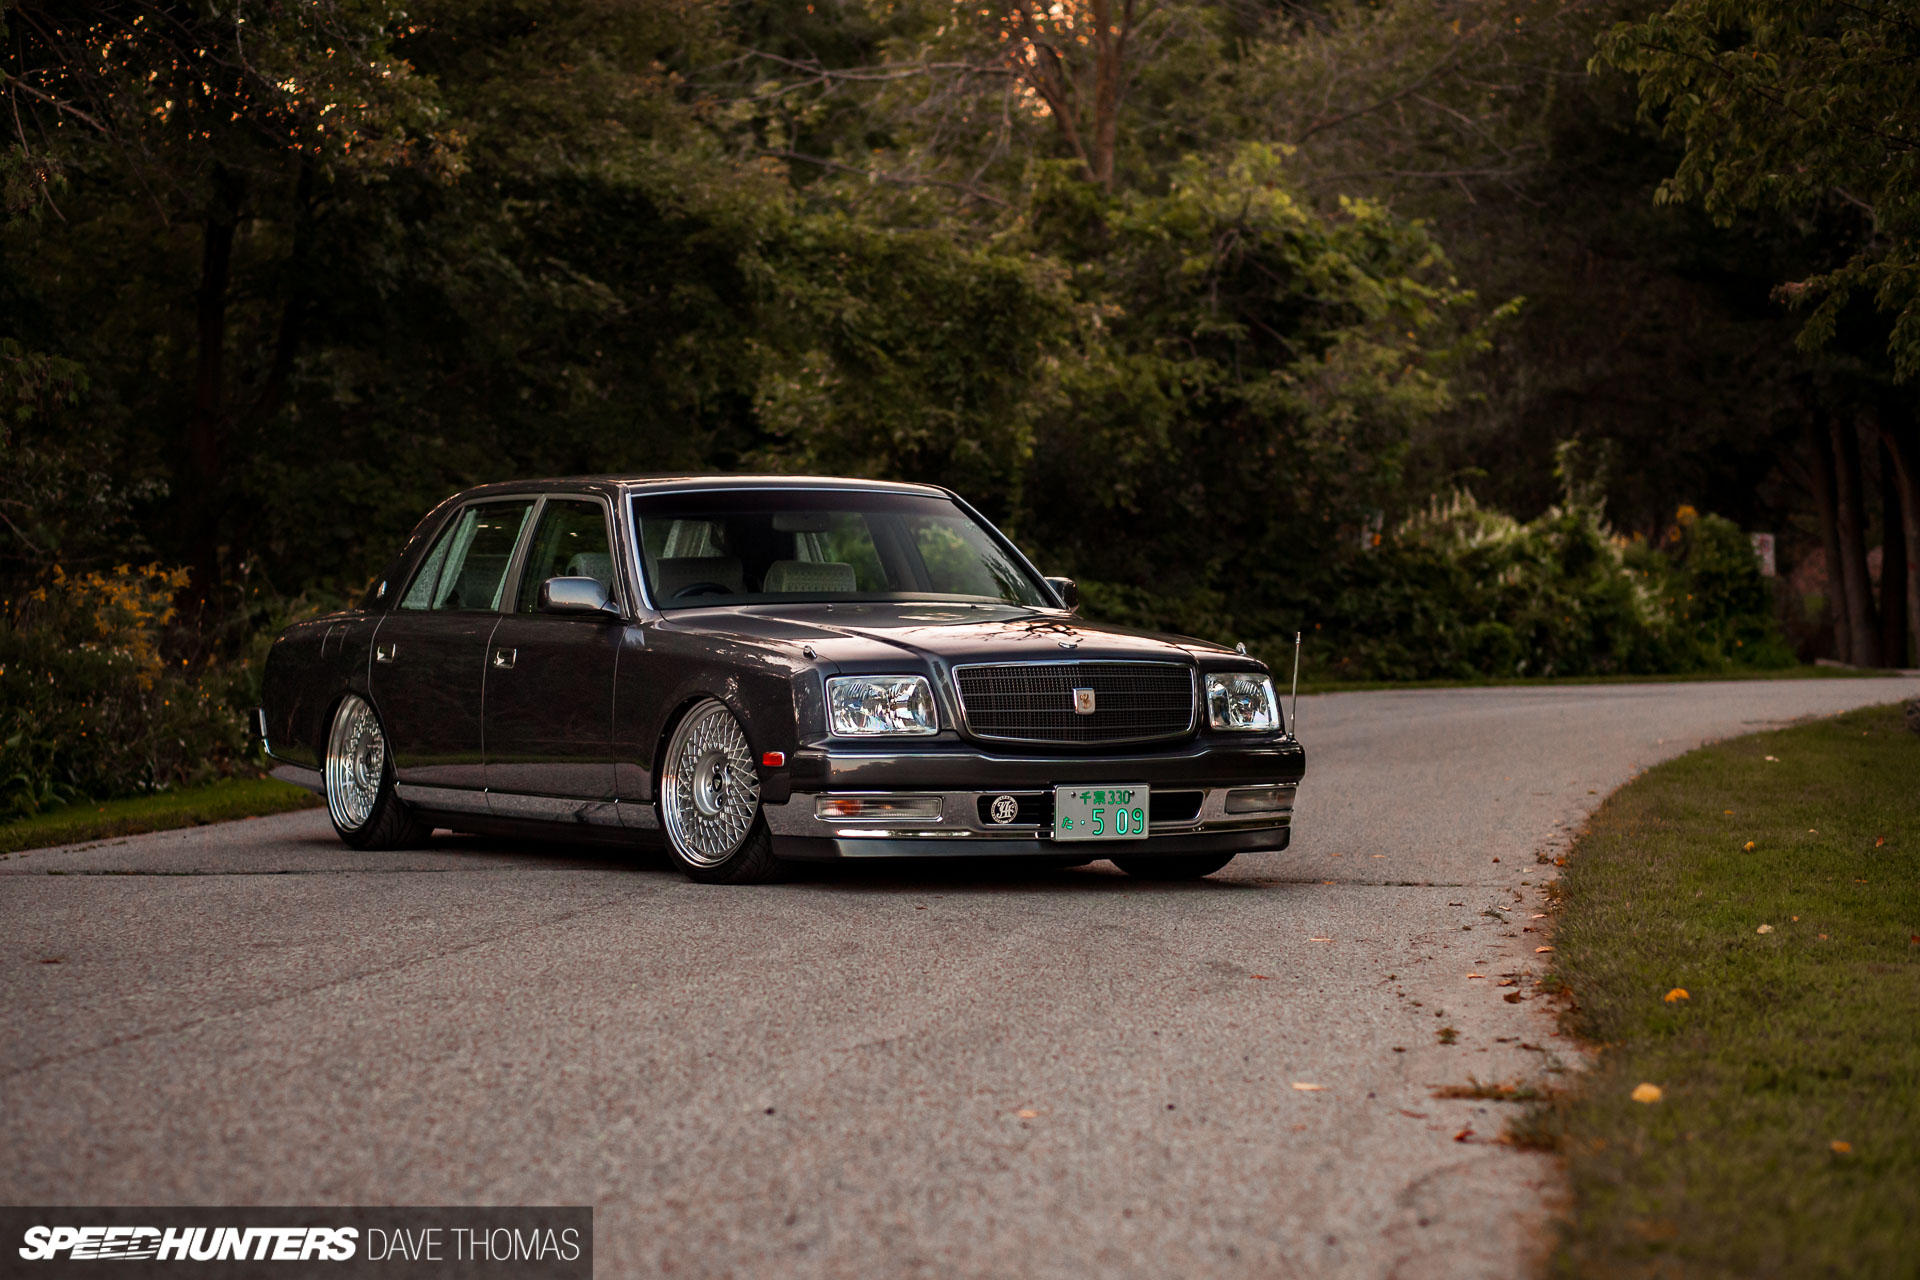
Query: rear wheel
[
  {"left": 659, "top": 699, "right": 783, "bottom": 884},
  {"left": 1112, "top": 853, "right": 1236, "bottom": 880},
  {"left": 324, "top": 693, "right": 432, "bottom": 851}
]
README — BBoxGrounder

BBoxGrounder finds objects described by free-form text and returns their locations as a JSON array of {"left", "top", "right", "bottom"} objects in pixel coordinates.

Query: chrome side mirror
[
  {"left": 539, "top": 576, "right": 622, "bottom": 619},
  {"left": 1045, "top": 576, "right": 1079, "bottom": 613}
]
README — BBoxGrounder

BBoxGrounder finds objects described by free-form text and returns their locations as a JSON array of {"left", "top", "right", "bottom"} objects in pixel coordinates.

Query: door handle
[
  {"left": 375, "top": 642, "right": 398, "bottom": 664},
  {"left": 492, "top": 647, "right": 517, "bottom": 670}
]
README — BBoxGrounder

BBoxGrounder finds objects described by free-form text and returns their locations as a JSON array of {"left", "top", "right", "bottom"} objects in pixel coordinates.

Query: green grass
[
  {"left": 1295, "top": 663, "right": 1902, "bottom": 695},
  {"left": 1535, "top": 703, "right": 1920, "bottom": 1278},
  {"left": 0, "top": 776, "right": 322, "bottom": 855}
]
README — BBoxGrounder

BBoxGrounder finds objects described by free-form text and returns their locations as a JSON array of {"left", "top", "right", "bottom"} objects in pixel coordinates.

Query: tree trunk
[
  {"left": 1881, "top": 437, "right": 1911, "bottom": 667},
  {"left": 1882, "top": 414, "right": 1920, "bottom": 668},
  {"left": 184, "top": 166, "right": 244, "bottom": 607},
  {"left": 1806, "top": 418, "right": 1850, "bottom": 662},
  {"left": 1831, "top": 416, "right": 1881, "bottom": 667},
  {"left": 1087, "top": 0, "right": 1132, "bottom": 190}
]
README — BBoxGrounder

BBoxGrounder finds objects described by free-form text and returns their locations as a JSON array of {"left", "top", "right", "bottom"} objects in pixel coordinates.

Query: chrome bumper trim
[{"left": 763, "top": 784, "right": 1295, "bottom": 840}]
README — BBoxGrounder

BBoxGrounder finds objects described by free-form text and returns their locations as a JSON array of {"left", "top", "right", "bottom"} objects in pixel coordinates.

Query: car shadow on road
[{"left": 427, "top": 832, "right": 1277, "bottom": 895}]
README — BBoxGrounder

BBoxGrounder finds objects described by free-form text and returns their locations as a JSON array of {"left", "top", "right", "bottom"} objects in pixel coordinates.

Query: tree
[
  {"left": 1598, "top": 0, "right": 1920, "bottom": 663},
  {"left": 1596, "top": 0, "right": 1920, "bottom": 376},
  {"left": 2, "top": 0, "right": 451, "bottom": 597}
]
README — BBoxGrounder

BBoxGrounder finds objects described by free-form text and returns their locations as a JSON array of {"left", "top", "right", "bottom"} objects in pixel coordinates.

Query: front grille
[{"left": 953, "top": 662, "right": 1196, "bottom": 746}]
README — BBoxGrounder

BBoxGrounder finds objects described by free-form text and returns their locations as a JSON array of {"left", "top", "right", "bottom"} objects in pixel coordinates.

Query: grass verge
[
  {"left": 0, "top": 776, "right": 322, "bottom": 855},
  {"left": 1531, "top": 702, "right": 1919, "bottom": 1277}
]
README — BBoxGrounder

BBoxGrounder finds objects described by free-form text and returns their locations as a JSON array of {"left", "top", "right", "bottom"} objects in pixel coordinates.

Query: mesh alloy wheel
[
  {"left": 660, "top": 699, "right": 764, "bottom": 869},
  {"left": 325, "top": 693, "right": 386, "bottom": 833},
  {"left": 322, "top": 693, "right": 431, "bottom": 851}
]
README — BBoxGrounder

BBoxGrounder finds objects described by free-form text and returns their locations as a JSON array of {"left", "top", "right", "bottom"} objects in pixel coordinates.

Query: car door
[
  {"left": 370, "top": 498, "right": 536, "bottom": 794},
  {"left": 483, "top": 495, "right": 624, "bottom": 805}
]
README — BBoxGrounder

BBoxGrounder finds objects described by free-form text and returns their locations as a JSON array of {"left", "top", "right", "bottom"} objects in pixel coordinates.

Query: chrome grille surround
[{"left": 952, "top": 660, "right": 1198, "bottom": 746}]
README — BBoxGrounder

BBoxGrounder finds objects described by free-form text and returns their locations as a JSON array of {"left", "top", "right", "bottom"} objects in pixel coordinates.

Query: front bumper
[{"left": 763, "top": 739, "right": 1302, "bottom": 860}]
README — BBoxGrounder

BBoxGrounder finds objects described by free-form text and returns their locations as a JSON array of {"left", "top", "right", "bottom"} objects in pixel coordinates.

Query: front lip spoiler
[{"left": 770, "top": 826, "right": 1292, "bottom": 862}]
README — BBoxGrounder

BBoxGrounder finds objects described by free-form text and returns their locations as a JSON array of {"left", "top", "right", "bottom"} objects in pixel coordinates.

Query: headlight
[
  {"left": 826, "top": 675, "right": 939, "bottom": 736},
  {"left": 1205, "top": 672, "right": 1280, "bottom": 732}
]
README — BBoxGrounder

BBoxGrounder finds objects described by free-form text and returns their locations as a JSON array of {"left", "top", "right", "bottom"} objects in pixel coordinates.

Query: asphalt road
[{"left": 4, "top": 677, "right": 1916, "bottom": 1278}]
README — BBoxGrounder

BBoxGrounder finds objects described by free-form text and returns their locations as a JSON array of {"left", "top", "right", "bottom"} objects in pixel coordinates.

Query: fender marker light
[{"left": 761, "top": 751, "right": 787, "bottom": 768}]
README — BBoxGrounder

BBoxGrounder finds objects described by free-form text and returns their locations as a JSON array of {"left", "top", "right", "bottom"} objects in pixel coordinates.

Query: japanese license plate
[{"left": 1053, "top": 785, "right": 1150, "bottom": 841}]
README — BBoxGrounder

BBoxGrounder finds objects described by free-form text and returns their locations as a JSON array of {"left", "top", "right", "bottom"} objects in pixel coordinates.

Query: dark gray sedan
[{"left": 259, "top": 476, "right": 1305, "bottom": 883}]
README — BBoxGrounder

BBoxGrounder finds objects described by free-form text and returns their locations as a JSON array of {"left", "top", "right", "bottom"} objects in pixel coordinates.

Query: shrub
[
  {"left": 0, "top": 564, "right": 252, "bottom": 817},
  {"left": 1079, "top": 494, "right": 1788, "bottom": 682}
]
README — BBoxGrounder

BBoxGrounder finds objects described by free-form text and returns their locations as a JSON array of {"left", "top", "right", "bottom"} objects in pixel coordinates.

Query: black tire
[
  {"left": 1111, "top": 852, "right": 1237, "bottom": 880},
  {"left": 679, "top": 818, "right": 785, "bottom": 885},
  {"left": 658, "top": 698, "right": 786, "bottom": 884},
  {"left": 324, "top": 693, "right": 433, "bottom": 851}
]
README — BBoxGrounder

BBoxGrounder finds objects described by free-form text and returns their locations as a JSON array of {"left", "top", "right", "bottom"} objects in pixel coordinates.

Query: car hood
[{"left": 657, "top": 602, "right": 1244, "bottom": 669}]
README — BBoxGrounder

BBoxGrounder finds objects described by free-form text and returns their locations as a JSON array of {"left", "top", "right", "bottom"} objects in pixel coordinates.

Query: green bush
[
  {"left": 1080, "top": 494, "right": 1789, "bottom": 682},
  {"left": 0, "top": 564, "right": 253, "bottom": 817}
]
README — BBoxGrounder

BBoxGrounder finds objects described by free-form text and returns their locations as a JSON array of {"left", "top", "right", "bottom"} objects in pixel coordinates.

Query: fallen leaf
[
  {"left": 1531, "top": 913, "right": 1547, "bottom": 919},
  {"left": 1016, "top": 1109, "right": 1039, "bottom": 1119},
  {"left": 1535, "top": 945, "right": 1554, "bottom": 953},
  {"left": 1831, "top": 1140, "right": 1851, "bottom": 1154},
  {"left": 1744, "top": 841, "right": 1756, "bottom": 851},
  {"left": 1664, "top": 988, "right": 1689, "bottom": 1003},
  {"left": 1398, "top": 1109, "right": 1427, "bottom": 1119},
  {"left": 1250, "top": 974, "right": 1270, "bottom": 980},
  {"left": 1819, "top": 934, "right": 1829, "bottom": 940},
  {"left": 1791, "top": 916, "right": 1799, "bottom": 922},
  {"left": 1723, "top": 809, "right": 1734, "bottom": 815},
  {"left": 1453, "top": 1127, "right": 1476, "bottom": 1142},
  {"left": 1764, "top": 755, "right": 1779, "bottom": 762},
  {"left": 1757, "top": 924, "right": 1774, "bottom": 934},
  {"left": 1465, "top": 973, "right": 1485, "bottom": 979},
  {"left": 1504, "top": 992, "right": 1524, "bottom": 1003},
  {"left": 1309, "top": 936, "right": 1332, "bottom": 942},
  {"left": 1875, "top": 836, "right": 1886, "bottom": 847},
  {"left": 1291, "top": 1082, "right": 1324, "bottom": 1092},
  {"left": 1631, "top": 1083, "right": 1663, "bottom": 1104}
]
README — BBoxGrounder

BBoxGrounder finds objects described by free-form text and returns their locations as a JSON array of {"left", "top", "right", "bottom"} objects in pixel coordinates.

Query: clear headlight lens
[
  {"left": 1205, "top": 672, "right": 1280, "bottom": 732},
  {"left": 826, "top": 675, "right": 939, "bottom": 736}
]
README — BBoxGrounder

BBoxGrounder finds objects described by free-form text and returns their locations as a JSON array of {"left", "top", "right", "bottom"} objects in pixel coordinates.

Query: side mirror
[
  {"left": 1045, "top": 576, "right": 1079, "bottom": 613},
  {"left": 539, "top": 576, "right": 622, "bottom": 619}
]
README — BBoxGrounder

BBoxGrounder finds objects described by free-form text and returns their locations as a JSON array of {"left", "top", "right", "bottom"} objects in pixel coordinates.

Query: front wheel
[
  {"left": 659, "top": 698, "right": 783, "bottom": 884},
  {"left": 324, "top": 693, "right": 432, "bottom": 851},
  {"left": 1111, "top": 853, "right": 1236, "bottom": 880}
]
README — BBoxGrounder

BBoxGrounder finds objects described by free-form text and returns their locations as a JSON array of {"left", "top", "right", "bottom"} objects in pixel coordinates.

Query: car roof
[{"left": 447, "top": 474, "right": 952, "bottom": 501}]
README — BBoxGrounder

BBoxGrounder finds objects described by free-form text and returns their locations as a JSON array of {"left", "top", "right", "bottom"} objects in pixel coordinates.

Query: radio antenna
[{"left": 1290, "top": 631, "right": 1302, "bottom": 740}]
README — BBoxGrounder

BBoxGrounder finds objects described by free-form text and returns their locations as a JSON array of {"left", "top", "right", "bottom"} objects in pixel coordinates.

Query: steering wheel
[{"left": 672, "top": 581, "right": 732, "bottom": 600}]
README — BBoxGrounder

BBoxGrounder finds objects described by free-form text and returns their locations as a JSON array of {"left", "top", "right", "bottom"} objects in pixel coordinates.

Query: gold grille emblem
[{"left": 1072, "top": 687, "right": 1097, "bottom": 715}]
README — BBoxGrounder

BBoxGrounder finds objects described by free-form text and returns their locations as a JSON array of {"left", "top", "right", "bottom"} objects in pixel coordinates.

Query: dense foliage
[{"left": 1, "top": 0, "right": 1911, "bottom": 807}]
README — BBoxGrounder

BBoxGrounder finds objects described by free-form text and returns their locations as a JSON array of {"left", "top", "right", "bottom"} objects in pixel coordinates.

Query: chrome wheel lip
[
  {"left": 661, "top": 700, "right": 761, "bottom": 868},
  {"left": 324, "top": 693, "right": 385, "bottom": 833}
]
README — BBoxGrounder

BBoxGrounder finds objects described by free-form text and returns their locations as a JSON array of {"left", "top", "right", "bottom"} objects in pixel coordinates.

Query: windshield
[{"left": 631, "top": 489, "right": 1051, "bottom": 610}]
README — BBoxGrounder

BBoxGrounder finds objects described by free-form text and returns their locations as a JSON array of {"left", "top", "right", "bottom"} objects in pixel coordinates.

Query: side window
[
  {"left": 398, "top": 501, "right": 535, "bottom": 612},
  {"left": 516, "top": 499, "right": 615, "bottom": 612}
]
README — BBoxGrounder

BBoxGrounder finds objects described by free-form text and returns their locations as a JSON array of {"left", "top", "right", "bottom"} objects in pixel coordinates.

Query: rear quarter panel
[{"left": 261, "top": 612, "right": 380, "bottom": 767}]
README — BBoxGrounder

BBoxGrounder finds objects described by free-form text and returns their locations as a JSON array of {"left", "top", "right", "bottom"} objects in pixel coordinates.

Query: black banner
[{"left": 0, "top": 1208, "right": 591, "bottom": 1279}]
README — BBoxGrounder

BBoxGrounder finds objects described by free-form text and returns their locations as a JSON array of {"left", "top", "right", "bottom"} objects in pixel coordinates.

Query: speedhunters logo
[
  {"left": 20, "top": 1226, "right": 359, "bottom": 1261},
  {"left": 0, "top": 1209, "right": 591, "bottom": 1278}
]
